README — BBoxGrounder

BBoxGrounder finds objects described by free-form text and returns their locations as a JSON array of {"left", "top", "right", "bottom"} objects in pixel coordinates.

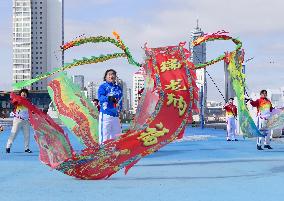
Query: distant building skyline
[
  {"left": 12, "top": 0, "right": 64, "bottom": 91},
  {"left": 86, "top": 81, "right": 98, "bottom": 101},
  {"left": 1, "top": 0, "right": 283, "bottom": 102}
]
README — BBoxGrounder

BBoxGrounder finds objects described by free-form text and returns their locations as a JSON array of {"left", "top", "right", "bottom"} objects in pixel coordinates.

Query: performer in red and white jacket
[
  {"left": 249, "top": 89, "right": 273, "bottom": 150},
  {"left": 223, "top": 98, "right": 238, "bottom": 141},
  {"left": 6, "top": 89, "right": 32, "bottom": 153}
]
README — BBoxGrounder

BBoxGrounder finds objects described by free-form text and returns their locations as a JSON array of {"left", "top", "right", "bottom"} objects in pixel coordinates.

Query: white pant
[
  {"left": 226, "top": 117, "right": 236, "bottom": 140},
  {"left": 98, "top": 113, "right": 121, "bottom": 144},
  {"left": 257, "top": 116, "right": 271, "bottom": 146},
  {"left": 6, "top": 117, "right": 30, "bottom": 150}
]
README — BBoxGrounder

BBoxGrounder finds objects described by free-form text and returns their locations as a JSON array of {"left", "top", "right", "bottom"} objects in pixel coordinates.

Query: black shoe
[
  {"left": 227, "top": 139, "right": 231, "bottom": 141},
  {"left": 264, "top": 145, "right": 273, "bottom": 149},
  {"left": 6, "top": 148, "right": 10, "bottom": 153},
  {"left": 257, "top": 145, "right": 263, "bottom": 150},
  {"left": 25, "top": 149, "right": 32, "bottom": 153},
  {"left": 234, "top": 139, "right": 238, "bottom": 141}
]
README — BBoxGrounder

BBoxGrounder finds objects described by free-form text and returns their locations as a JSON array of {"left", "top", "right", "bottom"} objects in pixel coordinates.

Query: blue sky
[{"left": 1, "top": 0, "right": 284, "bottom": 101}]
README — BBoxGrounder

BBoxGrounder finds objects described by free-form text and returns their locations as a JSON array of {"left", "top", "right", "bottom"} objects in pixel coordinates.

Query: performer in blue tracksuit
[{"left": 98, "top": 69, "right": 123, "bottom": 143}]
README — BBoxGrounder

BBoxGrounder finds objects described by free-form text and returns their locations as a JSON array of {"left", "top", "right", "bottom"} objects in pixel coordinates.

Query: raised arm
[{"left": 250, "top": 99, "right": 259, "bottom": 108}]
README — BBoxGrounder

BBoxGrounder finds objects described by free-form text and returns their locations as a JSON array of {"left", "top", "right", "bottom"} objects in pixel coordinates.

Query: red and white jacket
[
  {"left": 224, "top": 104, "right": 237, "bottom": 118},
  {"left": 250, "top": 97, "right": 273, "bottom": 118}
]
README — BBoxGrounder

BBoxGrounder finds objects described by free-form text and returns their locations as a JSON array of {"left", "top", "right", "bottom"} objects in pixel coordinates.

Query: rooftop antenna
[{"left": 196, "top": 18, "right": 199, "bottom": 29}]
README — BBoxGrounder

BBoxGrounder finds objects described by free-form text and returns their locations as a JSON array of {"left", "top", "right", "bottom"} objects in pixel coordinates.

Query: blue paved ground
[{"left": 1, "top": 126, "right": 284, "bottom": 201}]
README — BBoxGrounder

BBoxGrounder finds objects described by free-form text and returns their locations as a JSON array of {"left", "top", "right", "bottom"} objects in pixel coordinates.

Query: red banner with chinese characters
[{"left": 55, "top": 43, "right": 198, "bottom": 179}]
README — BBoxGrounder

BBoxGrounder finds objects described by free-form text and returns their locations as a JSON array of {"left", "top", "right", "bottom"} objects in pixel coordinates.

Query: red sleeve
[
  {"left": 250, "top": 99, "right": 259, "bottom": 108},
  {"left": 11, "top": 100, "right": 18, "bottom": 106},
  {"left": 10, "top": 98, "right": 19, "bottom": 107},
  {"left": 10, "top": 92, "right": 19, "bottom": 105},
  {"left": 233, "top": 106, "right": 237, "bottom": 116}
]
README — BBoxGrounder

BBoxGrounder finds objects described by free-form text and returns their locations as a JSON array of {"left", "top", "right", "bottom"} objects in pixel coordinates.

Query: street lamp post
[{"left": 200, "top": 85, "right": 204, "bottom": 129}]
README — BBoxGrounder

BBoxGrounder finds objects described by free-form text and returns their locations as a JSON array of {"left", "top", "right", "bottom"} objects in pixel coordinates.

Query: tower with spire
[{"left": 189, "top": 20, "right": 207, "bottom": 112}]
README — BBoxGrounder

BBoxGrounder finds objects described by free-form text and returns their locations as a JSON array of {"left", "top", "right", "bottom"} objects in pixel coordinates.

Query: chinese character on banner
[
  {"left": 138, "top": 123, "right": 169, "bottom": 146},
  {"left": 167, "top": 93, "right": 187, "bottom": 116},
  {"left": 160, "top": 59, "right": 182, "bottom": 72},
  {"left": 165, "top": 79, "right": 187, "bottom": 91}
]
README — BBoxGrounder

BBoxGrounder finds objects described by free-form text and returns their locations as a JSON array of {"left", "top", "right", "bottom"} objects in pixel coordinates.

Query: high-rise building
[
  {"left": 72, "top": 75, "right": 85, "bottom": 90},
  {"left": 86, "top": 81, "right": 98, "bottom": 101},
  {"left": 132, "top": 69, "right": 144, "bottom": 112},
  {"left": 189, "top": 20, "right": 207, "bottom": 109},
  {"left": 12, "top": 0, "right": 64, "bottom": 91}
]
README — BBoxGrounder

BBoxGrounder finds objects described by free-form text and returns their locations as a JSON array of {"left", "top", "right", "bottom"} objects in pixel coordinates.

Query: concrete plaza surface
[{"left": 1, "top": 126, "right": 284, "bottom": 201}]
